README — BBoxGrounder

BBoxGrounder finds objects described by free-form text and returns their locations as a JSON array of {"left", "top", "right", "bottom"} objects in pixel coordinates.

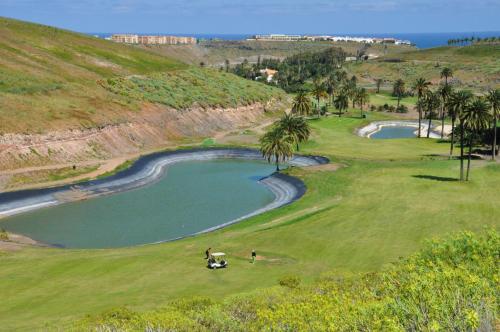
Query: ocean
[{"left": 88, "top": 31, "right": 499, "bottom": 49}]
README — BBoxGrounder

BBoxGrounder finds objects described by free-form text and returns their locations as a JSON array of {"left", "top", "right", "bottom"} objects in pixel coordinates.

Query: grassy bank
[{"left": 0, "top": 111, "right": 498, "bottom": 330}]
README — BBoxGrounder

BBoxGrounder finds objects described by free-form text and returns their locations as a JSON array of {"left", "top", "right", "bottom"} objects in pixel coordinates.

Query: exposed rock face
[{"left": 0, "top": 101, "right": 281, "bottom": 171}]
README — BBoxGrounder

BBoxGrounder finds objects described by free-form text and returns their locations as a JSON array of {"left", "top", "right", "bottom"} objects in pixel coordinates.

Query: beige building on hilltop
[
  {"left": 111, "top": 34, "right": 139, "bottom": 44},
  {"left": 112, "top": 34, "right": 197, "bottom": 45}
]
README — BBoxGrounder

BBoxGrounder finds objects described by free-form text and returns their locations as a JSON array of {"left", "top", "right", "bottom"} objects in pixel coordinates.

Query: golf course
[
  {"left": 1, "top": 110, "right": 498, "bottom": 330},
  {"left": 0, "top": 15, "right": 499, "bottom": 331}
]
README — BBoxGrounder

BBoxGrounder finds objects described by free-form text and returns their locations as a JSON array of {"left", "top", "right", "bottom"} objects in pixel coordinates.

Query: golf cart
[{"left": 207, "top": 252, "right": 228, "bottom": 269}]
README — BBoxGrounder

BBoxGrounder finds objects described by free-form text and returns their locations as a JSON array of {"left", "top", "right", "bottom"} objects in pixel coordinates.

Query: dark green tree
[
  {"left": 260, "top": 127, "right": 294, "bottom": 172},
  {"left": 393, "top": 79, "right": 406, "bottom": 108},
  {"left": 412, "top": 78, "right": 432, "bottom": 138},
  {"left": 462, "top": 98, "right": 492, "bottom": 181}
]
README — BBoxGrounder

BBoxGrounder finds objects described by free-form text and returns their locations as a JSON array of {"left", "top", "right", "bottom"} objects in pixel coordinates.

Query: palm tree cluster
[
  {"left": 447, "top": 91, "right": 498, "bottom": 181},
  {"left": 309, "top": 72, "right": 372, "bottom": 118},
  {"left": 409, "top": 67, "right": 498, "bottom": 180},
  {"left": 260, "top": 113, "right": 311, "bottom": 171},
  {"left": 231, "top": 47, "right": 346, "bottom": 92},
  {"left": 447, "top": 36, "right": 499, "bottom": 46}
]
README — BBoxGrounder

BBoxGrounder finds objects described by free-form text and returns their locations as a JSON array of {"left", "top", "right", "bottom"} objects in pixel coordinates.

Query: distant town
[
  {"left": 250, "top": 34, "right": 413, "bottom": 45},
  {"left": 110, "top": 34, "right": 197, "bottom": 45},
  {"left": 107, "top": 33, "right": 412, "bottom": 46}
]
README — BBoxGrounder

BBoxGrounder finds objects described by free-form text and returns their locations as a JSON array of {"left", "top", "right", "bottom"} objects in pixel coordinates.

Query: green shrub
[
  {"left": 0, "top": 228, "right": 8, "bottom": 241},
  {"left": 278, "top": 275, "right": 302, "bottom": 289},
  {"left": 396, "top": 105, "right": 409, "bottom": 113}
]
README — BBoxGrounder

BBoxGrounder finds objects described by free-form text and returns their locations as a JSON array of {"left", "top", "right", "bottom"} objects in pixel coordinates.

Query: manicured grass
[
  {"left": 368, "top": 91, "right": 417, "bottom": 107},
  {"left": 1, "top": 112, "right": 498, "bottom": 330}
]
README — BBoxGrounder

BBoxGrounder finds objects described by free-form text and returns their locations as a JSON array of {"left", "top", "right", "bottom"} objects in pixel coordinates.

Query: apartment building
[
  {"left": 111, "top": 34, "right": 139, "bottom": 44},
  {"left": 253, "top": 34, "right": 303, "bottom": 41},
  {"left": 111, "top": 34, "right": 197, "bottom": 45}
]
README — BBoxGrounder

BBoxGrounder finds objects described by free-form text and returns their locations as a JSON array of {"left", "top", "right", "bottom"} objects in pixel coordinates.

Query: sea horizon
[{"left": 87, "top": 31, "right": 500, "bottom": 49}]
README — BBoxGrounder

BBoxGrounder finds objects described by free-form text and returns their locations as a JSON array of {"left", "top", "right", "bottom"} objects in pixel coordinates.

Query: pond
[
  {"left": 0, "top": 159, "right": 280, "bottom": 249},
  {"left": 370, "top": 125, "right": 418, "bottom": 139}
]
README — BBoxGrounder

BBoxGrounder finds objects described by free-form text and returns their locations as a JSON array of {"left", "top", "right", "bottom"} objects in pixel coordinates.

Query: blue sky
[{"left": 1, "top": 0, "right": 499, "bottom": 34}]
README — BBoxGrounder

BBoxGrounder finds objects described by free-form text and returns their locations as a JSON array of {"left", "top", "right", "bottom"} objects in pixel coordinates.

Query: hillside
[
  {"left": 142, "top": 40, "right": 415, "bottom": 67},
  {"left": 0, "top": 17, "right": 285, "bottom": 134},
  {"left": 346, "top": 44, "right": 500, "bottom": 91}
]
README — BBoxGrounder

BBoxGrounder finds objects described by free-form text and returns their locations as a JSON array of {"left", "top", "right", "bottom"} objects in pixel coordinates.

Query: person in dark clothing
[
  {"left": 251, "top": 249, "right": 256, "bottom": 263},
  {"left": 205, "top": 247, "right": 212, "bottom": 260}
]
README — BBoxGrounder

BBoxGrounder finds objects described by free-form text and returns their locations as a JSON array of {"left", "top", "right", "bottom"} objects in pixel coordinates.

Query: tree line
[
  {"left": 411, "top": 67, "right": 499, "bottom": 180},
  {"left": 228, "top": 47, "right": 347, "bottom": 93},
  {"left": 447, "top": 36, "right": 499, "bottom": 46}
]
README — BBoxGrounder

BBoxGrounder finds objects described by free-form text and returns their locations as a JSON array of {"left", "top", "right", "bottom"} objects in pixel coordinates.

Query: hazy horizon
[{"left": 2, "top": 1, "right": 499, "bottom": 35}]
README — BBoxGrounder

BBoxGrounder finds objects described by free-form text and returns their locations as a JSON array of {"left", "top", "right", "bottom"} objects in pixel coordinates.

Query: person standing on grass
[
  {"left": 251, "top": 249, "right": 256, "bottom": 263},
  {"left": 205, "top": 248, "right": 211, "bottom": 260}
]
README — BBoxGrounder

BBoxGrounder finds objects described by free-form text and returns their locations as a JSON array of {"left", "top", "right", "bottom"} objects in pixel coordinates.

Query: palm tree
[
  {"left": 440, "top": 67, "right": 453, "bottom": 86},
  {"left": 412, "top": 78, "right": 432, "bottom": 138},
  {"left": 486, "top": 89, "right": 500, "bottom": 160},
  {"left": 325, "top": 73, "right": 338, "bottom": 106},
  {"left": 447, "top": 90, "right": 472, "bottom": 160},
  {"left": 393, "top": 79, "right": 405, "bottom": 108},
  {"left": 260, "top": 127, "right": 294, "bottom": 172},
  {"left": 375, "top": 79, "right": 383, "bottom": 93},
  {"left": 355, "top": 88, "right": 369, "bottom": 118},
  {"left": 423, "top": 91, "right": 441, "bottom": 138},
  {"left": 291, "top": 91, "right": 312, "bottom": 116},
  {"left": 438, "top": 84, "right": 453, "bottom": 138},
  {"left": 311, "top": 79, "right": 328, "bottom": 118},
  {"left": 462, "top": 98, "right": 492, "bottom": 181},
  {"left": 334, "top": 90, "right": 349, "bottom": 117},
  {"left": 347, "top": 76, "right": 358, "bottom": 108},
  {"left": 336, "top": 70, "right": 348, "bottom": 84},
  {"left": 278, "top": 113, "right": 311, "bottom": 151}
]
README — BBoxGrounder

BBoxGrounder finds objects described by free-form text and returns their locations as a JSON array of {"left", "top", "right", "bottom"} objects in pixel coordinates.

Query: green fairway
[
  {"left": 1, "top": 112, "right": 499, "bottom": 330},
  {"left": 368, "top": 91, "right": 418, "bottom": 107}
]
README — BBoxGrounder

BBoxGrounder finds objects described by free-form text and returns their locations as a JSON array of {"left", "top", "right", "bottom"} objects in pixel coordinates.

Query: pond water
[
  {"left": 370, "top": 126, "right": 417, "bottom": 139},
  {"left": 0, "top": 159, "right": 277, "bottom": 249}
]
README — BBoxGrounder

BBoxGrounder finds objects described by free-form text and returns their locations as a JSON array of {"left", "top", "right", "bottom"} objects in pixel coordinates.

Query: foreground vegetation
[{"left": 77, "top": 230, "right": 499, "bottom": 331}]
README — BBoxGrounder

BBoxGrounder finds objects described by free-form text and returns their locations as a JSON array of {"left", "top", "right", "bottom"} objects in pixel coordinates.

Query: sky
[{"left": 1, "top": 0, "right": 499, "bottom": 34}]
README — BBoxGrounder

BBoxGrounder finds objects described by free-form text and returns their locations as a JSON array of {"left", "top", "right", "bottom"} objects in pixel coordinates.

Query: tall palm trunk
[
  {"left": 427, "top": 109, "right": 432, "bottom": 138},
  {"left": 440, "top": 103, "right": 445, "bottom": 139},
  {"left": 397, "top": 95, "right": 401, "bottom": 108},
  {"left": 460, "top": 121, "right": 465, "bottom": 181},
  {"left": 466, "top": 134, "right": 473, "bottom": 181},
  {"left": 275, "top": 153, "right": 280, "bottom": 172},
  {"left": 493, "top": 114, "right": 498, "bottom": 160},
  {"left": 449, "top": 116, "right": 456, "bottom": 159},
  {"left": 317, "top": 97, "right": 321, "bottom": 118},
  {"left": 417, "top": 101, "right": 422, "bottom": 138}
]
